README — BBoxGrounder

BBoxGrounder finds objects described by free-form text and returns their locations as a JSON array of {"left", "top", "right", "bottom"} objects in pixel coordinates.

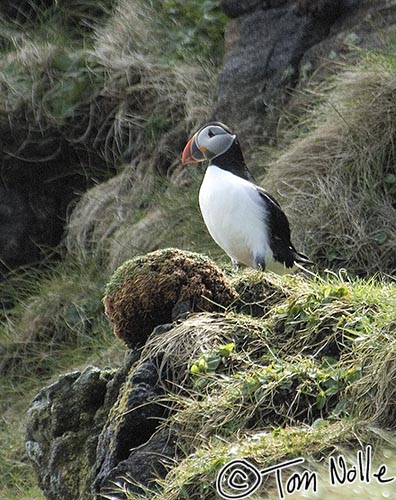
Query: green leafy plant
[
  {"left": 190, "top": 342, "right": 235, "bottom": 375},
  {"left": 155, "top": 0, "right": 227, "bottom": 62}
]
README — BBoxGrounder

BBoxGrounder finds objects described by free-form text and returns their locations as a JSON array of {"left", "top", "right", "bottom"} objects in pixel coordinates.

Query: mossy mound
[{"left": 103, "top": 249, "right": 238, "bottom": 348}]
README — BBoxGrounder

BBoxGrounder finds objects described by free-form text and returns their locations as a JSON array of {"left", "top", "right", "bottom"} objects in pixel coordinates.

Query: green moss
[
  {"left": 45, "top": 431, "right": 96, "bottom": 498},
  {"left": 151, "top": 0, "right": 227, "bottom": 63},
  {"left": 104, "top": 247, "right": 230, "bottom": 297}
]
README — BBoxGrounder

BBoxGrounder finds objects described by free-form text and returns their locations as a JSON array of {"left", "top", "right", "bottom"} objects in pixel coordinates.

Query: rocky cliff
[{"left": 215, "top": 0, "right": 396, "bottom": 144}]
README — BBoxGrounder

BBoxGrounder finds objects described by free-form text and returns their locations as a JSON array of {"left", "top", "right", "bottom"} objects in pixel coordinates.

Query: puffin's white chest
[{"left": 198, "top": 165, "right": 273, "bottom": 268}]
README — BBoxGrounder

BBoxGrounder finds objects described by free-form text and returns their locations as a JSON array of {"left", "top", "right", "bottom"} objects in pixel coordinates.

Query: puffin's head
[{"left": 182, "top": 122, "right": 236, "bottom": 164}]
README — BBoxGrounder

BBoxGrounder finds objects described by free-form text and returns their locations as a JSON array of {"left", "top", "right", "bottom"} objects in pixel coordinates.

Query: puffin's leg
[
  {"left": 231, "top": 258, "right": 239, "bottom": 271},
  {"left": 253, "top": 255, "right": 266, "bottom": 271}
]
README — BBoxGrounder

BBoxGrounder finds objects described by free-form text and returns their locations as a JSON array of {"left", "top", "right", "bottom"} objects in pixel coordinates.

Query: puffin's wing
[
  {"left": 256, "top": 186, "right": 312, "bottom": 266},
  {"left": 256, "top": 186, "right": 298, "bottom": 267},
  {"left": 256, "top": 187, "right": 292, "bottom": 242}
]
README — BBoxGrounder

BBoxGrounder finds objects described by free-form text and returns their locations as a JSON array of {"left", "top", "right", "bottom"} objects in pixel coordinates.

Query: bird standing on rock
[{"left": 181, "top": 122, "right": 311, "bottom": 273}]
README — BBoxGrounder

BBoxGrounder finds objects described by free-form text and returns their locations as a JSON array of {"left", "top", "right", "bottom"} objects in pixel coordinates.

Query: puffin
[{"left": 181, "top": 122, "right": 311, "bottom": 273}]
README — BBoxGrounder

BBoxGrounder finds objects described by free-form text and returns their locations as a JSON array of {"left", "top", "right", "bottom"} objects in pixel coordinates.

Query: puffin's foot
[
  {"left": 253, "top": 255, "right": 266, "bottom": 271},
  {"left": 231, "top": 258, "right": 239, "bottom": 272}
]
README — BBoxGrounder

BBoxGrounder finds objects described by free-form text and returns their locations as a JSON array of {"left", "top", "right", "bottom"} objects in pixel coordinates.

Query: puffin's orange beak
[
  {"left": 182, "top": 135, "right": 205, "bottom": 164},
  {"left": 182, "top": 138, "right": 196, "bottom": 164}
]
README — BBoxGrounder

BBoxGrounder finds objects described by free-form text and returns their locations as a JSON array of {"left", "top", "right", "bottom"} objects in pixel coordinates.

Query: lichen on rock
[
  {"left": 25, "top": 366, "right": 115, "bottom": 500},
  {"left": 103, "top": 248, "right": 238, "bottom": 348},
  {"left": 25, "top": 351, "right": 177, "bottom": 500}
]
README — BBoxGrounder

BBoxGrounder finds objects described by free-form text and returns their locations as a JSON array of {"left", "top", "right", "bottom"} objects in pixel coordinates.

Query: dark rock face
[
  {"left": 220, "top": 0, "right": 271, "bottom": 18},
  {"left": 0, "top": 188, "right": 42, "bottom": 270},
  {"left": 26, "top": 367, "right": 112, "bottom": 500},
  {"left": 215, "top": 0, "right": 394, "bottom": 146},
  {"left": 100, "top": 431, "right": 175, "bottom": 499},
  {"left": 26, "top": 353, "right": 176, "bottom": 500},
  {"left": 93, "top": 359, "right": 171, "bottom": 496},
  {"left": 0, "top": 133, "right": 104, "bottom": 274},
  {"left": 0, "top": 184, "right": 66, "bottom": 272},
  {"left": 215, "top": 5, "right": 328, "bottom": 144}
]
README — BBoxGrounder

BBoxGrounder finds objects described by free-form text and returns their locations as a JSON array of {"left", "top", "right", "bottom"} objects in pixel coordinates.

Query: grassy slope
[
  {"left": 0, "top": 2, "right": 396, "bottom": 500},
  {"left": 120, "top": 271, "right": 396, "bottom": 499},
  {"left": 263, "top": 46, "right": 396, "bottom": 275}
]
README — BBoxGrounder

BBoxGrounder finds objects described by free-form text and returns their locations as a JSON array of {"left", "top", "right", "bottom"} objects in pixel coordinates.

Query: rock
[
  {"left": 25, "top": 351, "right": 175, "bottom": 500},
  {"left": 103, "top": 248, "right": 238, "bottom": 348},
  {"left": 0, "top": 185, "right": 70, "bottom": 272},
  {"left": 295, "top": 0, "right": 344, "bottom": 20},
  {"left": 215, "top": 0, "right": 395, "bottom": 147},
  {"left": 220, "top": 0, "right": 272, "bottom": 18},
  {"left": 214, "top": 1, "right": 334, "bottom": 146},
  {"left": 93, "top": 359, "right": 175, "bottom": 497},
  {"left": 295, "top": 0, "right": 396, "bottom": 85},
  {"left": 0, "top": 188, "right": 41, "bottom": 272},
  {"left": 0, "top": 138, "right": 105, "bottom": 275},
  {"left": 25, "top": 367, "right": 114, "bottom": 500},
  {"left": 99, "top": 430, "right": 176, "bottom": 499}
]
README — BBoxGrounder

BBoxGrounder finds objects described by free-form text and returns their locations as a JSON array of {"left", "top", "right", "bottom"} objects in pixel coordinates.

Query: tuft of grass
[
  {"left": 153, "top": 0, "right": 227, "bottom": 63},
  {"left": 124, "top": 421, "right": 362, "bottom": 500},
  {"left": 94, "top": 0, "right": 226, "bottom": 64},
  {"left": 0, "top": 0, "right": 114, "bottom": 48},
  {"left": 0, "top": 0, "right": 220, "bottom": 272},
  {"left": 65, "top": 149, "right": 220, "bottom": 271},
  {"left": 0, "top": 390, "right": 44, "bottom": 500},
  {"left": 263, "top": 46, "right": 396, "bottom": 275},
  {"left": 0, "top": 258, "right": 124, "bottom": 381},
  {"left": 63, "top": 0, "right": 221, "bottom": 266}
]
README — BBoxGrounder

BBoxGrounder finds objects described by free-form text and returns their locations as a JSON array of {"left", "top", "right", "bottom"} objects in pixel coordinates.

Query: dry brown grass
[
  {"left": 0, "top": 0, "right": 217, "bottom": 270},
  {"left": 263, "top": 58, "right": 396, "bottom": 275},
  {"left": 63, "top": 0, "right": 218, "bottom": 266}
]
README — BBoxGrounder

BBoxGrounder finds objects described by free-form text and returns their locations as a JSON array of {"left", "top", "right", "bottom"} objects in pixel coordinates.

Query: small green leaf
[
  {"left": 217, "top": 342, "right": 235, "bottom": 359},
  {"left": 316, "top": 390, "right": 327, "bottom": 409},
  {"left": 324, "top": 385, "right": 339, "bottom": 397},
  {"left": 374, "top": 231, "right": 388, "bottom": 245},
  {"left": 384, "top": 173, "right": 396, "bottom": 184},
  {"left": 198, "top": 358, "right": 208, "bottom": 371},
  {"left": 205, "top": 354, "right": 221, "bottom": 372},
  {"left": 190, "top": 364, "right": 200, "bottom": 375}
]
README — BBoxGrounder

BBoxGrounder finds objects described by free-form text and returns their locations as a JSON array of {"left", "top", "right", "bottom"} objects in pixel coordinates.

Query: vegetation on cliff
[
  {"left": 264, "top": 47, "right": 396, "bottom": 274},
  {"left": 0, "top": 1, "right": 395, "bottom": 499}
]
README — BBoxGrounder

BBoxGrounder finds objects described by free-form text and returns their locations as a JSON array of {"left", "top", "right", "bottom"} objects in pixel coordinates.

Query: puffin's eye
[{"left": 208, "top": 129, "right": 215, "bottom": 138}]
